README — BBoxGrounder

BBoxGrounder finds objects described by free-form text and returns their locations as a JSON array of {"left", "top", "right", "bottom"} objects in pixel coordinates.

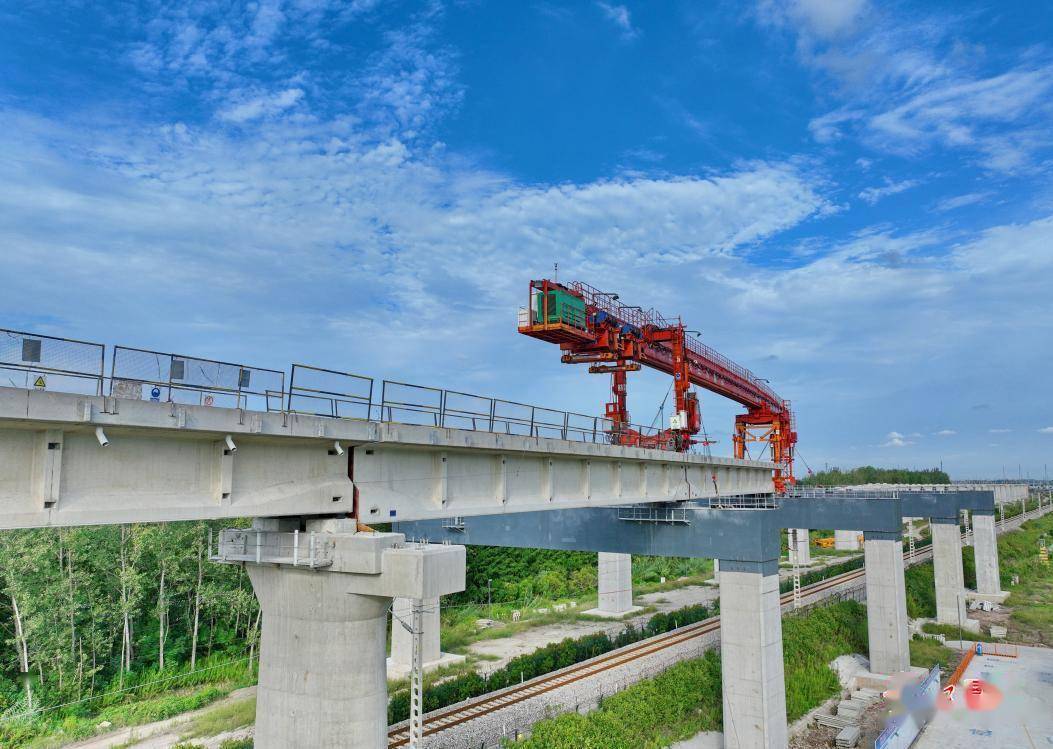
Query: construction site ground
[{"left": 914, "top": 644, "right": 1053, "bottom": 749}]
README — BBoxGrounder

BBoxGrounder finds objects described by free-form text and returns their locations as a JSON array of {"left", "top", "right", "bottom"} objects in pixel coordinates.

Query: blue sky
[{"left": 2, "top": 0, "right": 1052, "bottom": 479}]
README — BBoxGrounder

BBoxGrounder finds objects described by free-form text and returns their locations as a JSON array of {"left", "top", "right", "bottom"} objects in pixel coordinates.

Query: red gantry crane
[{"left": 518, "top": 278, "right": 797, "bottom": 493}]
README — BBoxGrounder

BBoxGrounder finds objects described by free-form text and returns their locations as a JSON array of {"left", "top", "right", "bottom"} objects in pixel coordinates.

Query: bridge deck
[{"left": 0, "top": 386, "right": 775, "bottom": 529}]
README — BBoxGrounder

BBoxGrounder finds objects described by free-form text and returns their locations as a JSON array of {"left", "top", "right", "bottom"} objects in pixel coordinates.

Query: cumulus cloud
[{"left": 882, "top": 431, "right": 912, "bottom": 447}]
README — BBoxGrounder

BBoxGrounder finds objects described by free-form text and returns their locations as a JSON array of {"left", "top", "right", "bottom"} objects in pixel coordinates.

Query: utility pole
[
  {"left": 488, "top": 579, "right": 493, "bottom": 621},
  {"left": 393, "top": 599, "right": 425, "bottom": 749},
  {"left": 409, "top": 599, "right": 424, "bottom": 749}
]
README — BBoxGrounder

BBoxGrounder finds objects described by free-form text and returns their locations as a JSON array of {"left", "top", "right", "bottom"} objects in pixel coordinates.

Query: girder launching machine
[{"left": 518, "top": 279, "right": 797, "bottom": 492}]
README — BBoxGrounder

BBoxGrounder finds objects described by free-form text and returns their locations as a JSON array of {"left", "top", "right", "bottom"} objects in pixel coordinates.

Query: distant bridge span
[{"left": 0, "top": 386, "right": 775, "bottom": 530}]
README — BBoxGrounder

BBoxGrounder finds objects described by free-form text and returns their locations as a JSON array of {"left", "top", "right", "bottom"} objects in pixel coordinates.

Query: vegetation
[
  {"left": 799, "top": 466, "right": 950, "bottom": 487},
  {"left": 0, "top": 523, "right": 259, "bottom": 747},
  {"left": 181, "top": 695, "right": 256, "bottom": 739},
  {"left": 780, "top": 556, "right": 864, "bottom": 594},
  {"left": 920, "top": 622, "right": 996, "bottom": 643},
  {"left": 515, "top": 601, "right": 869, "bottom": 748},
  {"left": 999, "top": 510, "right": 1053, "bottom": 644},
  {"left": 905, "top": 561, "right": 937, "bottom": 619},
  {"left": 908, "top": 636, "right": 958, "bottom": 670},
  {"left": 391, "top": 602, "right": 715, "bottom": 724},
  {"left": 459, "top": 548, "right": 708, "bottom": 606}
]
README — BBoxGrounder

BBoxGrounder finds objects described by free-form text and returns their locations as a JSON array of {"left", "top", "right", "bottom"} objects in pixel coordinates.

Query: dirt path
[{"left": 62, "top": 687, "right": 256, "bottom": 749}]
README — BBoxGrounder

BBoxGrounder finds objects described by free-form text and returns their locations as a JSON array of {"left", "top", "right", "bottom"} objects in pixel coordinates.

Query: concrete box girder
[{"left": 0, "top": 386, "right": 775, "bottom": 529}]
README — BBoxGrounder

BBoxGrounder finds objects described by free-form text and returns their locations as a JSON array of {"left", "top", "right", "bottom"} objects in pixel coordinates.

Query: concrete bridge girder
[{"left": 0, "top": 386, "right": 775, "bottom": 529}]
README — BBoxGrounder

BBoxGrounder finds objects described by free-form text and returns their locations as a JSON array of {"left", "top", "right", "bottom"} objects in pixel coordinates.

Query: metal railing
[
  {"left": 0, "top": 328, "right": 105, "bottom": 395},
  {"left": 287, "top": 363, "right": 373, "bottom": 419},
  {"left": 441, "top": 517, "right": 466, "bottom": 532},
  {"left": 1, "top": 329, "right": 726, "bottom": 457},
  {"left": 697, "top": 494, "right": 779, "bottom": 510},
  {"left": 111, "top": 345, "right": 285, "bottom": 411},
  {"left": 212, "top": 528, "right": 333, "bottom": 568},
  {"left": 616, "top": 505, "right": 691, "bottom": 524},
  {"left": 786, "top": 488, "right": 901, "bottom": 499}
]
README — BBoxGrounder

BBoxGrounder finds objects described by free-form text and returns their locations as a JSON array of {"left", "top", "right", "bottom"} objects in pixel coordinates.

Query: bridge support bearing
[
  {"left": 834, "top": 529, "right": 860, "bottom": 551},
  {"left": 718, "top": 559, "right": 787, "bottom": 749},
  {"left": 585, "top": 552, "right": 641, "bottom": 618},
  {"left": 930, "top": 517, "right": 968, "bottom": 628},
  {"left": 863, "top": 531, "right": 910, "bottom": 675},
  {"left": 226, "top": 520, "right": 466, "bottom": 749},
  {"left": 972, "top": 511, "right": 1005, "bottom": 597},
  {"left": 388, "top": 597, "right": 466, "bottom": 678}
]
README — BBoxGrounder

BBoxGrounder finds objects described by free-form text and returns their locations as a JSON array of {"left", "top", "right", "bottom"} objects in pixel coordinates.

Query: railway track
[{"left": 387, "top": 544, "right": 940, "bottom": 747}]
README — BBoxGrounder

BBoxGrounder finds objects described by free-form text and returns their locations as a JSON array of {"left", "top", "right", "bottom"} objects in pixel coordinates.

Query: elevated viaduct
[{"left": 0, "top": 323, "right": 1030, "bottom": 749}]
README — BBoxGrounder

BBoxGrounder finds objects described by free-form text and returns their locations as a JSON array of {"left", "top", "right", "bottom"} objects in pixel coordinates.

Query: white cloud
[
  {"left": 782, "top": 0, "right": 869, "bottom": 40},
  {"left": 596, "top": 2, "right": 639, "bottom": 39},
  {"left": 858, "top": 178, "right": 920, "bottom": 205},
  {"left": 934, "top": 429, "right": 956, "bottom": 436},
  {"left": 989, "top": 428, "right": 1012, "bottom": 434},
  {"left": 218, "top": 88, "right": 305, "bottom": 122},
  {"left": 769, "top": 1, "right": 1053, "bottom": 172},
  {"left": 935, "top": 192, "right": 993, "bottom": 212},
  {"left": 1040, "top": 427, "right": 1053, "bottom": 434},
  {"left": 866, "top": 66, "right": 1053, "bottom": 170},
  {"left": 882, "top": 431, "right": 912, "bottom": 447}
]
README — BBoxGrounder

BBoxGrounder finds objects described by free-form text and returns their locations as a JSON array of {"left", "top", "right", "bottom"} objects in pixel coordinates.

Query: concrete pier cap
[{"left": 221, "top": 518, "right": 466, "bottom": 749}]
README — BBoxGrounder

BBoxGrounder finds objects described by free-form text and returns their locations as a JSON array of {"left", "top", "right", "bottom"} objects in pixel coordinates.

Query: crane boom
[{"left": 518, "top": 278, "right": 797, "bottom": 492}]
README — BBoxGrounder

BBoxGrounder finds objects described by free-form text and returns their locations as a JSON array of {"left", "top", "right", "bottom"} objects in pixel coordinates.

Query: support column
[
  {"left": 863, "top": 531, "right": 910, "bottom": 675},
  {"left": 712, "top": 558, "right": 720, "bottom": 582},
  {"left": 718, "top": 559, "right": 787, "bottom": 749},
  {"left": 220, "top": 521, "right": 466, "bottom": 749},
  {"left": 930, "top": 517, "right": 967, "bottom": 626},
  {"left": 834, "top": 529, "right": 861, "bottom": 551},
  {"left": 388, "top": 597, "right": 466, "bottom": 678},
  {"left": 972, "top": 511, "right": 1004, "bottom": 596},
  {"left": 585, "top": 552, "right": 641, "bottom": 618},
  {"left": 788, "top": 529, "right": 811, "bottom": 565},
  {"left": 249, "top": 566, "right": 390, "bottom": 748}
]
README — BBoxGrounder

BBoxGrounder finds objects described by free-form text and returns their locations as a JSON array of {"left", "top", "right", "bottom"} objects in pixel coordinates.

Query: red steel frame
[{"left": 519, "top": 279, "right": 797, "bottom": 492}]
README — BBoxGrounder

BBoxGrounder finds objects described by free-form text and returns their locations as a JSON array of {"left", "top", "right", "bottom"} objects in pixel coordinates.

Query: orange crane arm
[{"left": 518, "top": 278, "right": 797, "bottom": 492}]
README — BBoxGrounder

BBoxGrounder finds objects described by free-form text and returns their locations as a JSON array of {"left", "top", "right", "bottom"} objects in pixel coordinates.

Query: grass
[
  {"left": 920, "top": 622, "right": 998, "bottom": 643},
  {"left": 515, "top": 601, "right": 869, "bottom": 748},
  {"left": 908, "top": 636, "right": 960, "bottom": 671},
  {"left": 999, "top": 511, "right": 1053, "bottom": 645},
  {"left": 181, "top": 695, "right": 256, "bottom": 738},
  {"left": 9, "top": 685, "right": 233, "bottom": 749}
]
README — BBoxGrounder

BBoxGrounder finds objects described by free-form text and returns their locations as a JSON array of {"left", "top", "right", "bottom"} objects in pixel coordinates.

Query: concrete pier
[
  {"left": 788, "top": 528, "right": 811, "bottom": 565},
  {"left": 719, "top": 559, "right": 787, "bottom": 749},
  {"left": 972, "top": 510, "right": 1004, "bottom": 597},
  {"left": 585, "top": 552, "right": 641, "bottom": 617},
  {"left": 931, "top": 518, "right": 967, "bottom": 626},
  {"left": 223, "top": 521, "right": 466, "bottom": 749},
  {"left": 834, "top": 529, "right": 861, "bottom": 551},
  {"left": 863, "top": 531, "right": 910, "bottom": 675},
  {"left": 388, "top": 597, "right": 466, "bottom": 678}
]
